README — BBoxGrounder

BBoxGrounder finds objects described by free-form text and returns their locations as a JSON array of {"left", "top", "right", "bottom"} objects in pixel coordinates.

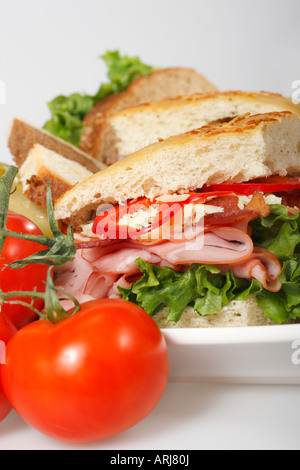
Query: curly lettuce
[
  {"left": 120, "top": 205, "right": 300, "bottom": 324},
  {"left": 43, "top": 50, "right": 153, "bottom": 146},
  {"left": 119, "top": 259, "right": 262, "bottom": 323},
  {"left": 251, "top": 204, "right": 300, "bottom": 323}
]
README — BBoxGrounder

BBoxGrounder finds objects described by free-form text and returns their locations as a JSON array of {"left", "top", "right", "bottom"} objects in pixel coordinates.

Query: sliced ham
[
  {"left": 107, "top": 275, "right": 135, "bottom": 299},
  {"left": 54, "top": 249, "right": 118, "bottom": 306},
  {"left": 80, "top": 243, "right": 126, "bottom": 263},
  {"left": 54, "top": 250, "right": 94, "bottom": 295},
  {"left": 219, "top": 248, "right": 282, "bottom": 292},
  {"left": 91, "top": 248, "right": 161, "bottom": 274},
  {"left": 144, "top": 227, "right": 253, "bottom": 265},
  {"left": 84, "top": 271, "right": 118, "bottom": 298}
]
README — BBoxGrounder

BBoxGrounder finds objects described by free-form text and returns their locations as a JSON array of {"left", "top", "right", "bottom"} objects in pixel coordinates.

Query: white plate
[{"left": 162, "top": 324, "right": 300, "bottom": 385}]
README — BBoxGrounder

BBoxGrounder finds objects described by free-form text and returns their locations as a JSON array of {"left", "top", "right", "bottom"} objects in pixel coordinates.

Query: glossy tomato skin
[
  {"left": 0, "top": 211, "right": 49, "bottom": 329},
  {"left": 0, "top": 313, "right": 17, "bottom": 422},
  {"left": 1, "top": 299, "right": 169, "bottom": 443}
]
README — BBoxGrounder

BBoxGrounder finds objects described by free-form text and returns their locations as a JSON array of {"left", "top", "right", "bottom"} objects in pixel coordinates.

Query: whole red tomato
[
  {"left": 0, "top": 312, "right": 17, "bottom": 422},
  {"left": 0, "top": 211, "right": 49, "bottom": 329},
  {"left": 1, "top": 299, "right": 169, "bottom": 443}
]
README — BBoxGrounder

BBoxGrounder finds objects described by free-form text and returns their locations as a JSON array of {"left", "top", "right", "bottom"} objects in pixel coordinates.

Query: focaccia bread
[
  {"left": 19, "top": 144, "right": 93, "bottom": 208},
  {"left": 79, "top": 67, "right": 218, "bottom": 164},
  {"left": 107, "top": 91, "right": 300, "bottom": 161}
]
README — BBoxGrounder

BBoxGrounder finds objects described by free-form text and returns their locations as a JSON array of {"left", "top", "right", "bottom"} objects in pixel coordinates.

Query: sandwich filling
[{"left": 55, "top": 176, "right": 300, "bottom": 324}]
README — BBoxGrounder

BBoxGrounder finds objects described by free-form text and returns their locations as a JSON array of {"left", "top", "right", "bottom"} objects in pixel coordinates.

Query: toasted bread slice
[
  {"left": 79, "top": 67, "right": 218, "bottom": 164},
  {"left": 55, "top": 112, "right": 300, "bottom": 225},
  {"left": 8, "top": 118, "right": 105, "bottom": 173},
  {"left": 20, "top": 144, "right": 93, "bottom": 208},
  {"left": 108, "top": 91, "right": 300, "bottom": 160}
]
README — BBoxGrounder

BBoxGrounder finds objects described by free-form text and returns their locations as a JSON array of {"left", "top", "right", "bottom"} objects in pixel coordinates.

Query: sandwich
[
  {"left": 102, "top": 91, "right": 300, "bottom": 163},
  {"left": 54, "top": 111, "right": 300, "bottom": 328},
  {"left": 79, "top": 67, "right": 218, "bottom": 164}
]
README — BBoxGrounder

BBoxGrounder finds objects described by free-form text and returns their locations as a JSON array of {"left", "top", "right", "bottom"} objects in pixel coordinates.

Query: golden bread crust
[
  {"left": 109, "top": 90, "right": 300, "bottom": 118},
  {"left": 184, "top": 111, "right": 293, "bottom": 137},
  {"left": 94, "top": 90, "right": 300, "bottom": 164}
]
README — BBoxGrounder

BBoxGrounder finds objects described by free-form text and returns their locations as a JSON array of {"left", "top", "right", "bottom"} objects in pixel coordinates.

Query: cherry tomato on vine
[
  {"left": 0, "top": 211, "right": 49, "bottom": 329},
  {"left": 1, "top": 298, "right": 169, "bottom": 444},
  {"left": 0, "top": 312, "right": 17, "bottom": 422}
]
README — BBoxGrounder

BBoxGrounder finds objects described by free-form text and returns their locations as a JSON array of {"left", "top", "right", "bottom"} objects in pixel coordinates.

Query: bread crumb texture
[
  {"left": 154, "top": 296, "right": 275, "bottom": 328},
  {"left": 110, "top": 91, "right": 300, "bottom": 159}
]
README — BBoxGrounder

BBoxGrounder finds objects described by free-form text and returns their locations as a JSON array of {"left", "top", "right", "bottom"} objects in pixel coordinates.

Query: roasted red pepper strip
[
  {"left": 92, "top": 192, "right": 234, "bottom": 240},
  {"left": 201, "top": 176, "right": 300, "bottom": 195}
]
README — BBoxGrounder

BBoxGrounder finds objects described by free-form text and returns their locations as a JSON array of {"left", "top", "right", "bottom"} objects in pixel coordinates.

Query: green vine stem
[
  {"left": 0, "top": 166, "right": 18, "bottom": 254},
  {"left": 0, "top": 267, "right": 81, "bottom": 324},
  {"left": 0, "top": 166, "right": 81, "bottom": 323},
  {"left": 0, "top": 166, "right": 77, "bottom": 269}
]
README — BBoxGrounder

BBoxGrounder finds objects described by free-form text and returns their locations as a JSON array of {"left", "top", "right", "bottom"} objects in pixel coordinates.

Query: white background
[
  {"left": 0, "top": 0, "right": 299, "bottom": 163},
  {"left": 0, "top": 0, "right": 300, "bottom": 450}
]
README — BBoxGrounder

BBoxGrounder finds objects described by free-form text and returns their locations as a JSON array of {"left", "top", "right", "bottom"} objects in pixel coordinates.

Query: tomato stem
[
  {"left": 0, "top": 166, "right": 18, "bottom": 255},
  {"left": 3, "top": 229, "right": 56, "bottom": 247},
  {"left": 0, "top": 167, "right": 77, "bottom": 269},
  {"left": 0, "top": 167, "right": 81, "bottom": 324}
]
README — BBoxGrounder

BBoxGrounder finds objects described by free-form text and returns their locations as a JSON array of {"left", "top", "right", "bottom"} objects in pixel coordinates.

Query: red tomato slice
[{"left": 202, "top": 176, "right": 300, "bottom": 196}]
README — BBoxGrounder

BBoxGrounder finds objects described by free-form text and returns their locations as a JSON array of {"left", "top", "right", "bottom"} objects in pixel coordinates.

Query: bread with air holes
[
  {"left": 19, "top": 144, "right": 93, "bottom": 208},
  {"left": 79, "top": 67, "right": 218, "bottom": 164},
  {"left": 107, "top": 91, "right": 300, "bottom": 161}
]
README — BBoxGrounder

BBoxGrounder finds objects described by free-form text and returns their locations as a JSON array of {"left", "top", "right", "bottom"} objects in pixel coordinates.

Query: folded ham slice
[
  {"left": 54, "top": 250, "right": 118, "bottom": 308},
  {"left": 145, "top": 227, "right": 253, "bottom": 265},
  {"left": 107, "top": 274, "right": 136, "bottom": 299},
  {"left": 91, "top": 248, "right": 161, "bottom": 275},
  {"left": 226, "top": 248, "right": 282, "bottom": 292}
]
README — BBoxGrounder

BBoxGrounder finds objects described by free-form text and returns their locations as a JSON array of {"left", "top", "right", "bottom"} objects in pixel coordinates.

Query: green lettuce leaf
[
  {"left": 119, "top": 258, "right": 261, "bottom": 323},
  {"left": 120, "top": 205, "right": 300, "bottom": 324},
  {"left": 43, "top": 50, "right": 153, "bottom": 146},
  {"left": 251, "top": 204, "right": 300, "bottom": 260},
  {"left": 43, "top": 94, "right": 94, "bottom": 146},
  {"left": 93, "top": 50, "right": 153, "bottom": 102},
  {"left": 250, "top": 205, "right": 300, "bottom": 323}
]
